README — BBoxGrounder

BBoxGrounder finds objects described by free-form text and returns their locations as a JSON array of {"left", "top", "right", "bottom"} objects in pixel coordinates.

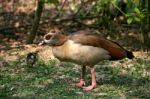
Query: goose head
[{"left": 39, "top": 32, "right": 67, "bottom": 46}]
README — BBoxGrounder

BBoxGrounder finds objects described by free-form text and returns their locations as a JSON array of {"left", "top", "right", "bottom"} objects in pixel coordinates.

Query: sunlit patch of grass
[{"left": 0, "top": 55, "right": 150, "bottom": 98}]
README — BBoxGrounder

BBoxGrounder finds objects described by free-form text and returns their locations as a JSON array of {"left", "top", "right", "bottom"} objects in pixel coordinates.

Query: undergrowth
[{"left": 0, "top": 55, "right": 150, "bottom": 99}]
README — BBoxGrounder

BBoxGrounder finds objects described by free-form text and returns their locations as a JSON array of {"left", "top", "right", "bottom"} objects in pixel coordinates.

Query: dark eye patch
[{"left": 45, "top": 34, "right": 52, "bottom": 40}]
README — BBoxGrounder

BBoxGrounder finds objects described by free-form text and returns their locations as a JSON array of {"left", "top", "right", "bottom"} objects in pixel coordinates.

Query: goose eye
[{"left": 45, "top": 35, "right": 52, "bottom": 40}]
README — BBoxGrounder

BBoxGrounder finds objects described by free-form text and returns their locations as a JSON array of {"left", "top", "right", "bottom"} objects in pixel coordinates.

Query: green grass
[{"left": 0, "top": 56, "right": 150, "bottom": 99}]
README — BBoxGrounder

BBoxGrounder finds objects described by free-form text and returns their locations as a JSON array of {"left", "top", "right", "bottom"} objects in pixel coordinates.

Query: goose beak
[{"left": 38, "top": 40, "right": 45, "bottom": 46}]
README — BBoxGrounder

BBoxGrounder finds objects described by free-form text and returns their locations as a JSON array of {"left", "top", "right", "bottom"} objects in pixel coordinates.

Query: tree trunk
[
  {"left": 141, "top": 0, "right": 146, "bottom": 10},
  {"left": 148, "top": 0, "right": 150, "bottom": 31},
  {"left": 26, "top": 0, "right": 44, "bottom": 44}
]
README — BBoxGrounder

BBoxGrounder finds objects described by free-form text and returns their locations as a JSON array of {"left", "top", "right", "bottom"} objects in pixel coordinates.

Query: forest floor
[{"left": 0, "top": 0, "right": 150, "bottom": 98}]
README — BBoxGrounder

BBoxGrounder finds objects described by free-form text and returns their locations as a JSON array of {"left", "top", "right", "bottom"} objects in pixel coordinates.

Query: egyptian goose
[{"left": 39, "top": 31, "right": 134, "bottom": 91}]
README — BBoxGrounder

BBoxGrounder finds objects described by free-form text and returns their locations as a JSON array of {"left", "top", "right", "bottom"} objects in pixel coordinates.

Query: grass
[{"left": 0, "top": 55, "right": 150, "bottom": 99}]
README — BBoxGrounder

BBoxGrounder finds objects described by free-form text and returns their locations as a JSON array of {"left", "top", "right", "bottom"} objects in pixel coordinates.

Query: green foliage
[
  {"left": 100, "top": 0, "right": 117, "bottom": 5},
  {"left": 42, "top": 0, "right": 59, "bottom": 4},
  {"left": 74, "top": 0, "right": 148, "bottom": 27},
  {"left": 126, "top": 7, "right": 145, "bottom": 24},
  {"left": 100, "top": 0, "right": 110, "bottom": 4}
]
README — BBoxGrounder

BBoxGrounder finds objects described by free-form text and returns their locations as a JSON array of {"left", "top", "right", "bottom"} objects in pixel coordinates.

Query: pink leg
[
  {"left": 76, "top": 66, "right": 86, "bottom": 87},
  {"left": 83, "top": 67, "right": 97, "bottom": 91}
]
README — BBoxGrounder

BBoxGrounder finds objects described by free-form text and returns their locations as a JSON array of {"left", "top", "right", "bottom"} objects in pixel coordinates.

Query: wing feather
[{"left": 69, "top": 33, "right": 126, "bottom": 60}]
